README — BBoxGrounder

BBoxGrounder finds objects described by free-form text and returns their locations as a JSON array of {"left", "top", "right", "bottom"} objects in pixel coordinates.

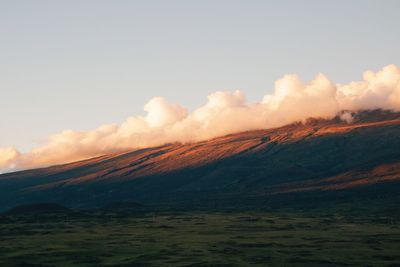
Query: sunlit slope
[{"left": 1, "top": 110, "right": 400, "bottom": 210}]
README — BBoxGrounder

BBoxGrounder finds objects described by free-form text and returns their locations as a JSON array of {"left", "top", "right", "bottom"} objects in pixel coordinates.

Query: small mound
[{"left": 3, "top": 203, "right": 71, "bottom": 215}]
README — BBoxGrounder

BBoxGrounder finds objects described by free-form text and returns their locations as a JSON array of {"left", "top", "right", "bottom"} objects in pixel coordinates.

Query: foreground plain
[{"left": 0, "top": 211, "right": 399, "bottom": 267}]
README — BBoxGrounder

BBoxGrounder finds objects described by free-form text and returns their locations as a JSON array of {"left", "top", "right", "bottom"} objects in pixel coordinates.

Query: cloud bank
[{"left": 1, "top": 64, "right": 400, "bottom": 172}]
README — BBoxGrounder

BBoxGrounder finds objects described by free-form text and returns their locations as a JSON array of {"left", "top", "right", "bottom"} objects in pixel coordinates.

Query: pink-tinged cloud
[{"left": 1, "top": 64, "right": 400, "bottom": 172}]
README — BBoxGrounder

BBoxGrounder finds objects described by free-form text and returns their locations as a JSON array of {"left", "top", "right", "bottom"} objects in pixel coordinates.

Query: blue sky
[{"left": 1, "top": 0, "right": 399, "bottom": 152}]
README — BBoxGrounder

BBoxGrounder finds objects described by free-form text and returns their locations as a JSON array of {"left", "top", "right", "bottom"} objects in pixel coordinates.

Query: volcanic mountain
[{"left": 1, "top": 109, "right": 400, "bottom": 211}]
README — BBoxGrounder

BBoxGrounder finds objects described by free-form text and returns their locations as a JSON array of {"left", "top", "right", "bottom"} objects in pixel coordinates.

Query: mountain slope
[{"left": 1, "top": 110, "right": 400, "bottom": 211}]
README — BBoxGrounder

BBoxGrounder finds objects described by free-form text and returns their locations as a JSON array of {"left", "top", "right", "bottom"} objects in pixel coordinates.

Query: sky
[{"left": 1, "top": 0, "right": 400, "bottom": 154}]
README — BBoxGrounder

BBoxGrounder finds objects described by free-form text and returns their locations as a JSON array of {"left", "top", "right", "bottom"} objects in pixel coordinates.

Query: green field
[{"left": 0, "top": 211, "right": 399, "bottom": 267}]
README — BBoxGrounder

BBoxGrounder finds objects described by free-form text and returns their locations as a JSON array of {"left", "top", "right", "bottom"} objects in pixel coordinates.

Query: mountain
[{"left": 1, "top": 109, "right": 400, "bottom": 211}]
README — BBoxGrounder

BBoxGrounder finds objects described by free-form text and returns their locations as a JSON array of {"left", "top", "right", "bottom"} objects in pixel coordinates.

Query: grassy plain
[{"left": 0, "top": 211, "right": 399, "bottom": 267}]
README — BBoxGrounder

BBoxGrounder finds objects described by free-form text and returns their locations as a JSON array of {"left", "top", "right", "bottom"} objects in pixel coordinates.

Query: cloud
[
  {"left": 339, "top": 111, "right": 354, "bottom": 124},
  {"left": 0, "top": 147, "right": 20, "bottom": 171},
  {"left": 1, "top": 64, "right": 400, "bottom": 172},
  {"left": 144, "top": 97, "right": 187, "bottom": 127}
]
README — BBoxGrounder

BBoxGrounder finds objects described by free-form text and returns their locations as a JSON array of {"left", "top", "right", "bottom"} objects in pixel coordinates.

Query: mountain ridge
[{"left": 1, "top": 109, "right": 400, "bottom": 211}]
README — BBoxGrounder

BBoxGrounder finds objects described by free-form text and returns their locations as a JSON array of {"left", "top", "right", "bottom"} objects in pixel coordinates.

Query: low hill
[{"left": 2, "top": 203, "right": 71, "bottom": 216}]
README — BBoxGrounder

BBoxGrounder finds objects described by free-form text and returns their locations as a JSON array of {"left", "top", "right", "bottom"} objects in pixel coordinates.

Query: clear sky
[{"left": 1, "top": 0, "right": 399, "bottom": 152}]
